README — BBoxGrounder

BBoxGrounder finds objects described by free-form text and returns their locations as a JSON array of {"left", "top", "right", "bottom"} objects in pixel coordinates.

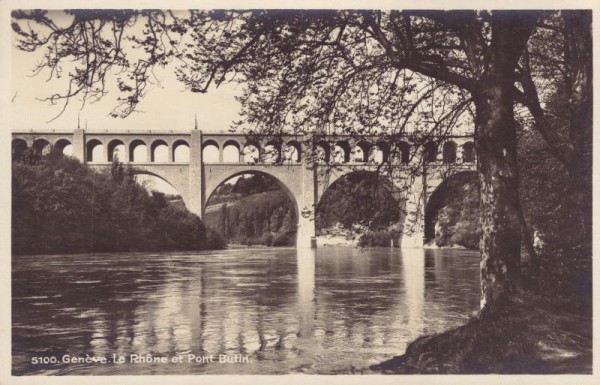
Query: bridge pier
[
  {"left": 297, "top": 217, "right": 316, "bottom": 248},
  {"left": 72, "top": 128, "right": 85, "bottom": 162},
  {"left": 188, "top": 130, "right": 203, "bottom": 217},
  {"left": 400, "top": 171, "right": 426, "bottom": 249},
  {"left": 297, "top": 158, "right": 317, "bottom": 248},
  {"left": 400, "top": 233, "right": 425, "bottom": 248}
]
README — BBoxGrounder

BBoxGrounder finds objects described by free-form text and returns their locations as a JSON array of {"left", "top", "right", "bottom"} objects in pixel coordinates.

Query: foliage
[
  {"left": 12, "top": 148, "right": 225, "bottom": 255},
  {"left": 517, "top": 97, "right": 592, "bottom": 311},
  {"left": 425, "top": 173, "right": 480, "bottom": 250},
  {"left": 357, "top": 230, "right": 400, "bottom": 248},
  {"left": 433, "top": 199, "right": 480, "bottom": 250},
  {"left": 204, "top": 174, "right": 297, "bottom": 246},
  {"left": 317, "top": 171, "right": 401, "bottom": 232},
  {"left": 207, "top": 173, "right": 281, "bottom": 206}
]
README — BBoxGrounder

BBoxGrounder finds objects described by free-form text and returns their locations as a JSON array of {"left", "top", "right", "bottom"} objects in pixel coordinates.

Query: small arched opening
[
  {"left": 32, "top": 139, "right": 51, "bottom": 157},
  {"left": 129, "top": 140, "right": 148, "bottom": 163},
  {"left": 424, "top": 142, "right": 438, "bottom": 163},
  {"left": 262, "top": 141, "right": 281, "bottom": 164},
  {"left": 462, "top": 141, "right": 475, "bottom": 163},
  {"left": 242, "top": 142, "right": 260, "bottom": 164},
  {"left": 151, "top": 140, "right": 169, "bottom": 163},
  {"left": 86, "top": 139, "right": 104, "bottom": 163},
  {"left": 223, "top": 140, "right": 241, "bottom": 163},
  {"left": 332, "top": 141, "right": 351, "bottom": 163},
  {"left": 314, "top": 141, "right": 330, "bottom": 164},
  {"left": 173, "top": 140, "right": 190, "bottom": 163},
  {"left": 12, "top": 139, "right": 28, "bottom": 160},
  {"left": 397, "top": 141, "right": 410, "bottom": 164},
  {"left": 202, "top": 140, "right": 220, "bottom": 163},
  {"left": 443, "top": 141, "right": 457, "bottom": 164},
  {"left": 283, "top": 141, "right": 302, "bottom": 163},
  {"left": 352, "top": 141, "right": 370, "bottom": 163},
  {"left": 55, "top": 139, "right": 73, "bottom": 157},
  {"left": 108, "top": 139, "right": 126, "bottom": 162},
  {"left": 369, "top": 143, "right": 389, "bottom": 164}
]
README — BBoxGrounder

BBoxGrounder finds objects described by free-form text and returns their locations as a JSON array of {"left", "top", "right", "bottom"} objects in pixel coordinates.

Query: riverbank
[
  {"left": 12, "top": 152, "right": 226, "bottom": 255},
  {"left": 369, "top": 297, "right": 592, "bottom": 374}
]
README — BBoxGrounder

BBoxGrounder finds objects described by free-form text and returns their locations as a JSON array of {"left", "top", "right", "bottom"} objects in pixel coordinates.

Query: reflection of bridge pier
[
  {"left": 12, "top": 129, "right": 475, "bottom": 249},
  {"left": 296, "top": 249, "right": 316, "bottom": 340},
  {"left": 401, "top": 249, "right": 425, "bottom": 338}
]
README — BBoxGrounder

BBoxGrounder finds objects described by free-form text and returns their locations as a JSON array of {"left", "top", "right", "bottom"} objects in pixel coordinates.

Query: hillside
[{"left": 204, "top": 189, "right": 297, "bottom": 246}]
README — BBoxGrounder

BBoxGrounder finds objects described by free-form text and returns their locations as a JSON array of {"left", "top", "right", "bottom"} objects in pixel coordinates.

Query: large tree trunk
[
  {"left": 473, "top": 12, "right": 538, "bottom": 310},
  {"left": 474, "top": 91, "right": 522, "bottom": 309}
]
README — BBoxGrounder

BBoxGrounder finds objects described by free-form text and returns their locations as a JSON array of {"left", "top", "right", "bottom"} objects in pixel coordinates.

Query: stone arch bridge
[{"left": 12, "top": 128, "right": 475, "bottom": 248}]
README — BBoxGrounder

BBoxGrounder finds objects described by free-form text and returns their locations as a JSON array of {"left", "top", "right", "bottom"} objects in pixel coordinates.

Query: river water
[{"left": 12, "top": 247, "right": 480, "bottom": 375}]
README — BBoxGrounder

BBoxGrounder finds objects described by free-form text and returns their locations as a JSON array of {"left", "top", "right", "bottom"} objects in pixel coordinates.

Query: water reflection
[
  {"left": 296, "top": 249, "right": 316, "bottom": 341},
  {"left": 12, "top": 247, "right": 480, "bottom": 375},
  {"left": 402, "top": 249, "right": 425, "bottom": 339}
]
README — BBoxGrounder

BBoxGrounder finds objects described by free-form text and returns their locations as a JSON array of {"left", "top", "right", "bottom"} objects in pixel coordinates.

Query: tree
[
  {"left": 519, "top": 11, "right": 592, "bottom": 248},
  {"left": 12, "top": 148, "right": 226, "bottom": 255},
  {"left": 11, "top": 9, "right": 592, "bottom": 310}
]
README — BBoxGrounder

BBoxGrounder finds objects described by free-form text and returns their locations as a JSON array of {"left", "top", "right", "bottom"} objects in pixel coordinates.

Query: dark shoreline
[{"left": 368, "top": 299, "right": 592, "bottom": 374}]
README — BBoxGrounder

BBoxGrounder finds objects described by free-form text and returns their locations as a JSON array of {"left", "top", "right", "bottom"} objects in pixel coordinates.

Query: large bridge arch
[
  {"left": 133, "top": 167, "right": 190, "bottom": 208},
  {"left": 125, "top": 165, "right": 192, "bottom": 212},
  {"left": 423, "top": 170, "right": 478, "bottom": 246},
  {"left": 133, "top": 170, "right": 180, "bottom": 194},
  {"left": 314, "top": 169, "right": 405, "bottom": 245},
  {"left": 203, "top": 170, "right": 300, "bottom": 222},
  {"left": 203, "top": 168, "right": 301, "bottom": 219},
  {"left": 314, "top": 165, "right": 388, "bottom": 206},
  {"left": 202, "top": 164, "right": 313, "bottom": 246}
]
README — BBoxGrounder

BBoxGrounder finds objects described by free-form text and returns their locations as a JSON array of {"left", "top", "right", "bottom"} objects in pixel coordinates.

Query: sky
[
  {"left": 11, "top": 11, "right": 245, "bottom": 195},
  {"left": 11, "top": 11, "right": 243, "bottom": 133}
]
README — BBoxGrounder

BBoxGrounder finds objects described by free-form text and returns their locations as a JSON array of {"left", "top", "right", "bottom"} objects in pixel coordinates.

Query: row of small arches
[
  {"left": 12, "top": 138, "right": 192, "bottom": 163},
  {"left": 12, "top": 137, "right": 476, "bottom": 165},
  {"left": 202, "top": 139, "right": 476, "bottom": 165},
  {"left": 11, "top": 137, "right": 298, "bottom": 164},
  {"left": 202, "top": 140, "right": 302, "bottom": 164}
]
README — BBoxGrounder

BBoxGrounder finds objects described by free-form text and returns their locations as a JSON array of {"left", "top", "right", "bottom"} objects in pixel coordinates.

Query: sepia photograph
[{"left": 1, "top": 1, "right": 597, "bottom": 383}]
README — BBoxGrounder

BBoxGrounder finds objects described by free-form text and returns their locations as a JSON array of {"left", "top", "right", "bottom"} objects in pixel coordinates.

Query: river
[{"left": 12, "top": 246, "right": 480, "bottom": 375}]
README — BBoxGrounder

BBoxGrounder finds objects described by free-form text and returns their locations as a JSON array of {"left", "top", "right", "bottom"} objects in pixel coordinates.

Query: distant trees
[
  {"left": 316, "top": 171, "right": 401, "bottom": 246},
  {"left": 204, "top": 174, "right": 297, "bottom": 246},
  {"left": 207, "top": 173, "right": 280, "bottom": 206},
  {"left": 425, "top": 173, "right": 480, "bottom": 250},
  {"left": 12, "top": 147, "right": 225, "bottom": 255}
]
